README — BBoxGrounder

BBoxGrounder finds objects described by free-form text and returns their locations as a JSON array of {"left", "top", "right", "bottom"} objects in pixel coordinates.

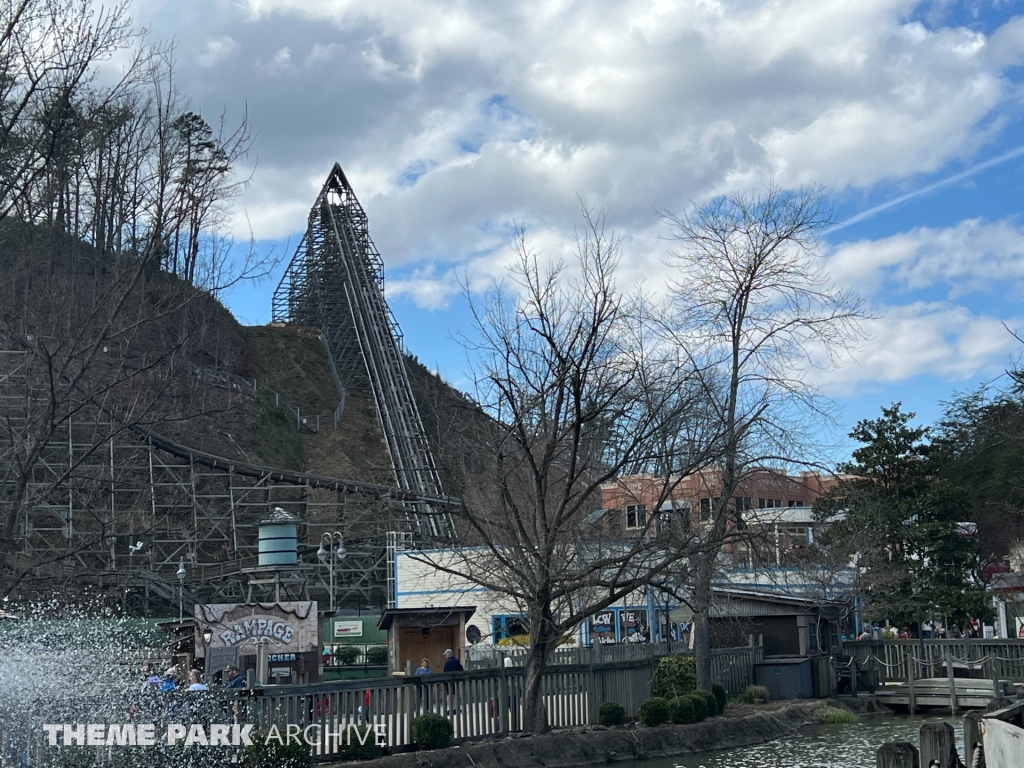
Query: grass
[{"left": 816, "top": 705, "right": 859, "bottom": 724}]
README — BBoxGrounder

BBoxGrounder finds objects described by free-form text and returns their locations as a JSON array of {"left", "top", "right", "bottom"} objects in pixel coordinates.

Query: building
[
  {"left": 600, "top": 469, "right": 844, "bottom": 569},
  {"left": 708, "top": 587, "right": 845, "bottom": 656}
]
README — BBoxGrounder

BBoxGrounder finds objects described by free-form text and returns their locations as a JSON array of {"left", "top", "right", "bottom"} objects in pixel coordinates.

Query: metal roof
[{"left": 258, "top": 506, "right": 301, "bottom": 525}]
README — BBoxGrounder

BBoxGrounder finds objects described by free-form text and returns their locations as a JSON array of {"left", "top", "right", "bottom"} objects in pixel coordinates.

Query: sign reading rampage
[{"left": 193, "top": 602, "right": 319, "bottom": 656}]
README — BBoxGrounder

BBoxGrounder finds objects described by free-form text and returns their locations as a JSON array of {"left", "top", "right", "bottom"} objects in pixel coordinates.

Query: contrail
[{"left": 829, "top": 143, "right": 1024, "bottom": 233}]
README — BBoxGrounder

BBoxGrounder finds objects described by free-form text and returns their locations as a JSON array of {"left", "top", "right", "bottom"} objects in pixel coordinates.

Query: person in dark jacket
[
  {"left": 225, "top": 665, "right": 245, "bottom": 688},
  {"left": 442, "top": 649, "right": 463, "bottom": 672}
]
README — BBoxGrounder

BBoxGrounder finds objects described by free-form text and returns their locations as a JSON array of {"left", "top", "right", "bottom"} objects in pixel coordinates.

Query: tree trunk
[
  {"left": 522, "top": 611, "right": 558, "bottom": 734},
  {"left": 692, "top": 558, "right": 714, "bottom": 690}
]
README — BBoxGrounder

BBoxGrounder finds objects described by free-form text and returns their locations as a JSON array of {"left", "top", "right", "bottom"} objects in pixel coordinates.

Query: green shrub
[
  {"left": 669, "top": 695, "right": 697, "bottom": 724},
  {"left": 817, "top": 705, "right": 859, "bottom": 724},
  {"left": 365, "top": 645, "right": 389, "bottom": 666},
  {"left": 697, "top": 689, "right": 720, "bottom": 716},
  {"left": 711, "top": 683, "right": 727, "bottom": 714},
  {"left": 242, "top": 730, "right": 313, "bottom": 768},
  {"left": 638, "top": 696, "right": 671, "bottom": 727},
  {"left": 651, "top": 655, "right": 697, "bottom": 700},
  {"left": 685, "top": 691, "right": 708, "bottom": 721},
  {"left": 598, "top": 701, "right": 626, "bottom": 726},
  {"left": 412, "top": 714, "right": 453, "bottom": 750},
  {"left": 740, "top": 684, "right": 770, "bottom": 703},
  {"left": 333, "top": 645, "right": 360, "bottom": 665},
  {"left": 334, "top": 725, "right": 381, "bottom": 761}
]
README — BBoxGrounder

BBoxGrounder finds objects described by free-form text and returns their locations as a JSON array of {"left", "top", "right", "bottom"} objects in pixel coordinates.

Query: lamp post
[
  {"left": 202, "top": 627, "right": 213, "bottom": 678},
  {"left": 176, "top": 557, "right": 186, "bottom": 622},
  {"left": 317, "top": 532, "right": 346, "bottom": 612}
]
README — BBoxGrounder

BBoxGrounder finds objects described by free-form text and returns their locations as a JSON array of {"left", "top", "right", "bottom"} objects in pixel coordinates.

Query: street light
[
  {"left": 318, "top": 532, "right": 346, "bottom": 612},
  {"left": 201, "top": 627, "right": 213, "bottom": 678},
  {"left": 176, "top": 557, "right": 186, "bottom": 622}
]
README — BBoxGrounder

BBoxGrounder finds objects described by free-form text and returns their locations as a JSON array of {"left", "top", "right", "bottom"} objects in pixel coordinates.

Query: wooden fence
[
  {"left": 239, "top": 644, "right": 762, "bottom": 759},
  {"left": 846, "top": 638, "right": 1024, "bottom": 684},
  {"left": 2, "top": 646, "right": 763, "bottom": 766},
  {"left": 467, "top": 641, "right": 675, "bottom": 668}
]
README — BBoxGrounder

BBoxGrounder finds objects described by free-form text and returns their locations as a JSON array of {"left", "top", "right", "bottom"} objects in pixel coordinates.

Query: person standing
[
  {"left": 187, "top": 670, "right": 208, "bottom": 691},
  {"left": 442, "top": 649, "right": 463, "bottom": 715},
  {"left": 415, "top": 658, "right": 432, "bottom": 675},
  {"left": 225, "top": 665, "right": 245, "bottom": 688},
  {"left": 442, "top": 649, "right": 463, "bottom": 672}
]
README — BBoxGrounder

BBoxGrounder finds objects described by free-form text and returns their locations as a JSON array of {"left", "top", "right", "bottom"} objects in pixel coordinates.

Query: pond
[{"left": 626, "top": 714, "right": 964, "bottom": 768}]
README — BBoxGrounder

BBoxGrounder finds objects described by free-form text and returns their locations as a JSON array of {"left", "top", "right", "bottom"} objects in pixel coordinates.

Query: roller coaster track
[
  {"left": 130, "top": 424, "right": 457, "bottom": 508},
  {"left": 272, "top": 164, "right": 453, "bottom": 541}
]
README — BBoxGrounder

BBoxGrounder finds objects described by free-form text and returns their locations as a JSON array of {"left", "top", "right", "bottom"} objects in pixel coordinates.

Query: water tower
[{"left": 245, "top": 507, "right": 309, "bottom": 602}]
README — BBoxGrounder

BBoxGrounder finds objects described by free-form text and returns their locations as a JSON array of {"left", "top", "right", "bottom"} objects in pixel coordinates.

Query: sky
[{"left": 132, "top": 0, "right": 1024, "bottom": 460}]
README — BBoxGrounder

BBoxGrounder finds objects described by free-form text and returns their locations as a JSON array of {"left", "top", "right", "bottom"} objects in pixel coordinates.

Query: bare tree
[
  {"left": 660, "top": 184, "right": 867, "bottom": 689},
  {"left": 415, "top": 207, "right": 717, "bottom": 734}
]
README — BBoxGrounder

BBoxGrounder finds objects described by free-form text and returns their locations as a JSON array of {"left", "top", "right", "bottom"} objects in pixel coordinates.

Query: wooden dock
[{"left": 875, "top": 676, "right": 1017, "bottom": 711}]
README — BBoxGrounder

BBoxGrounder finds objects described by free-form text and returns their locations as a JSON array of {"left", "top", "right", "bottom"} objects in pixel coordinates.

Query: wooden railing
[
  {"left": 467, "top": 641, "right": 675, "bottom": 668},
  {"left": 846, "top": 638, "right": 1024, "bottom": 684},
  {"left": 4, "top": 646, "right": 764, "bottom": 766},
  {"left": 468, "top": 642, "right": 762, "bottom": 696}
]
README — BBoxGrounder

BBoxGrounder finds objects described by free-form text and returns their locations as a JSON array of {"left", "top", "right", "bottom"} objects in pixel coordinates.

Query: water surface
[{"left": 627, "top": 714, "right": 963, "bottom": 768}]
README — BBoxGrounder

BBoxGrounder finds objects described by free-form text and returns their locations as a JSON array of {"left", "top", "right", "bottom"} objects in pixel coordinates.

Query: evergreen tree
[{"left": 817, "top": 403, "right": 989, "bottom": 626}]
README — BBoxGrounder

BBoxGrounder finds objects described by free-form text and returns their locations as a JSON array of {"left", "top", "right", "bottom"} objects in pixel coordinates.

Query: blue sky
[{"left": 139, "top": 0, "right": 1024, "bottom": 462}]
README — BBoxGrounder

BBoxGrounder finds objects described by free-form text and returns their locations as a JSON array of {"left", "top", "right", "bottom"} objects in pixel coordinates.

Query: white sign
[{"left": 334, "top": 620, "right": 363, "bottom": 638}]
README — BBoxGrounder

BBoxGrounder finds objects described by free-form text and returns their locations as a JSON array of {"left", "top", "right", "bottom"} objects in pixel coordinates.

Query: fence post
[
  {"left": 919, "top": 722, "right": 956, "bottom": 768},
  {"left": 587, "top": 662, "right": 597, "bottom": 725},
  {"left": 963, "top": 711, "right": 983, "bottom": 761},
  {"left": 906, "top": 646, "right": 916, "bottom": 715},
  {"left": 945, "top": 650, "right": 958, "bottom": 716},
  {"left": 498, "top": 667, "right": 509, "bottom": 733},
  {"left": 989, "top": 655, "right": 1001, "bottom": 705},
  {"left": 876, "top": 742, "right": 919, "bottom": 768}
]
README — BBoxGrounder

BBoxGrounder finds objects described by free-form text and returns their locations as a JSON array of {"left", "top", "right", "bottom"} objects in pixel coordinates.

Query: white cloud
[
  {"left": 130, "top": 0, "right": 1024, "bottom": 255},
  {"left": 129, "top": 0, "right": 1024, "bottom": 393},
  {"left": 198, "top": 36, "right": 240, "bottom": 68},
  {"left": 828, "top": 219, "right": 1024, "bottom": 299},
  {"left": 810, "top": 302, "right": 1019, "bottom": 395}
]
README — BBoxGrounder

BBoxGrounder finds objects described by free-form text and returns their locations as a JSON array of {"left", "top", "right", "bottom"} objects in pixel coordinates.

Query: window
[
  {"left": 656, "top": 502, "right": 691, "bottom": 539},
  {"left": 759, "top": 498, "right": 782, "bottom": 509},
  {"left": 788, "top": 499, "right": 804, "bottom": 507},
  {"left": 492, "top": 615, "right": 529, "bottom": 642},
  {"left": 734, "top": 497, "right": 752, "bottom": 512},
  {"left": 626, "top": 504, "right": 647, "bottom": 529},
  {"left": 698, "top": 497, "right": 721, "bottom": 520}
]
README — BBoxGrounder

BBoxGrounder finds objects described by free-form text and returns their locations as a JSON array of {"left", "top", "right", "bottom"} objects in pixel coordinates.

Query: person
[
  {"left": 158, "top": 675, "right": 176, "bottom": 693},
  {"left": 856, "top": 626, "right": 871, "bottom": 641},
  {"left": 441, "top": 649, "right": 463, "bottom": 715},
  {"left": 443, "top": 648, "right": 463, "bottom": 673},
  {"left": 415, "top": 658, "right": 432, "bottom": 675},
  {"left": 187, "top": 669, "right": 208, "bottom": 692},
  {"left": 225, "top": 665, "right": 245, "bottom": 688},
  {"left": 140, "top": 667, "right": 161, "bottom": 692}
]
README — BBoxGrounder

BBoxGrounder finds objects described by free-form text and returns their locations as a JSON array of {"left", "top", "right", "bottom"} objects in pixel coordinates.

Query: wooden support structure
[
  {"left": 877, "top": 742, "right": 919, "bottom": 768},
  {"left": 963, "top": 711, "right": 983, "bottom": 764},
  {"left": 945, "top": 650, "right": 958, "bottom": 716},
  {"left": 906, "top": 646, "right": 916, "bottom": 715},
  {"left": 919, "top": 722, "right": 956, "bottom": 768}
]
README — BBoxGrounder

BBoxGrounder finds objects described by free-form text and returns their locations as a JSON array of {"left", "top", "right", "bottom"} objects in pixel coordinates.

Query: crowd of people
[
  {"left": 852, "top": 618, "right": 992, "bottom": 641},
  {"left": 138, "top": 663, "right": 246, "bottom": 694}
]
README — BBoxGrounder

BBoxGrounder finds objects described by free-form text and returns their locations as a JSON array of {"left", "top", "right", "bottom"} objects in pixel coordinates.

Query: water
[{"left": 629, "top": 714, "right": 964, "bottom": 768}]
